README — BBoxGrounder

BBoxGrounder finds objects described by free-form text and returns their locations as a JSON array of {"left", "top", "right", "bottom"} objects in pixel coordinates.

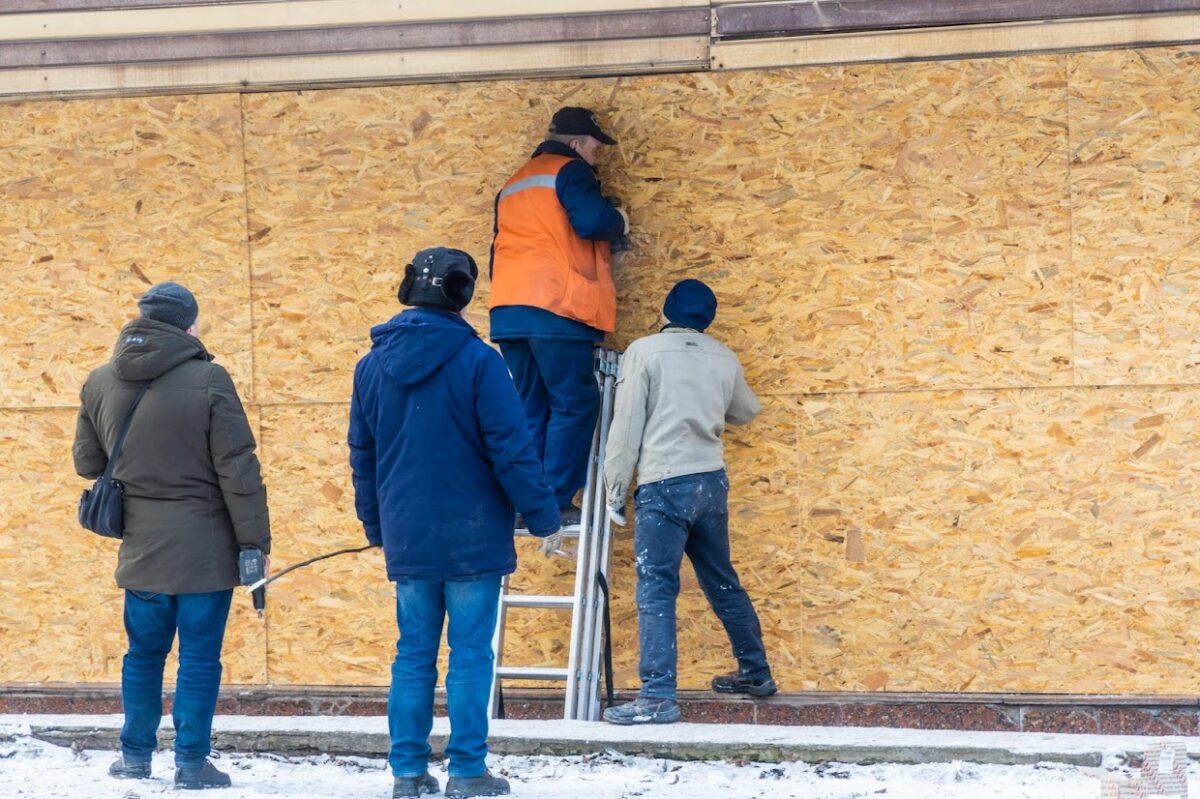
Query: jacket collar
[
  {"left": 531, "top": 140, "right": 596, "bottom": 172},
  {"left": 403, "top": 306, "right": 471, "bottom": 325}
]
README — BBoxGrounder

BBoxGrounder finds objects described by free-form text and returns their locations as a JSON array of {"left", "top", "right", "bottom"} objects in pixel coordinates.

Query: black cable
[{"left": 245, "top": 544, "right": 377, "bottom": 591}]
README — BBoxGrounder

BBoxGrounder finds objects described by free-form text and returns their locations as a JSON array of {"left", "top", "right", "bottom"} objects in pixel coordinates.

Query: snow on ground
[{"left": 0, "top": 721, "right": 1170, "bottom": 799}]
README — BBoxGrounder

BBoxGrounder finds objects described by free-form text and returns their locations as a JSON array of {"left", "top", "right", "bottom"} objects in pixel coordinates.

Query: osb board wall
[
  {"left": 800, "top": 387, "right": 1200, "bottom": 693},
  {"left": 0, "top": 408, "right": 266, "bottom": 683},
  {"left": 3, "top": 46, "right": 1200, "bottom": 693},
  {"left": 0, "top": 94, "right": 254, "bottom": 408}
]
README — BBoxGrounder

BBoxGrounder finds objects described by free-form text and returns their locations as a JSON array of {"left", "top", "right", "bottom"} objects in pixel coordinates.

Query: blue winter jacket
[{"left": 348, "top": 308, "right": 560, "bottom": 581}]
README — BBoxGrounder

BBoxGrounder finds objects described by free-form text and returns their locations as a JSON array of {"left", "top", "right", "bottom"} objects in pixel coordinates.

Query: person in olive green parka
[{"left": 73, "top": 281, "right": 270, "bottom": 790}]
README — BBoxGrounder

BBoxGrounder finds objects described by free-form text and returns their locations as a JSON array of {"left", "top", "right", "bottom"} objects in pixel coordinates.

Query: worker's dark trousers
[
  {"left": 499, "top": 337, "right": 599, "bottom": 508},
  {"left": 119, "top": 588, "right": 233, "bottom": 768},
  {"left": 633, "top": 470, "right": 771, "bottom": 700}
]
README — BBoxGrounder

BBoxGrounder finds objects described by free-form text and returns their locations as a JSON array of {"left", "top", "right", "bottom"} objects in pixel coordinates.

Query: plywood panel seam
[
  {"left": 792, "top": 402, "right": 805, "bottom": 686},
  {"left": 254, "top": 401, "right": 352, "bottom": 408},
  {"left": 238, "top": 92, "right": 259, "bottom": 405},
  {"left": 254, "top": 405, "right": 275, "bottom": 686},
  {"left": 251, "top": 408, "right": 270, "bottom": 685},
  {"left": 781, "top": 382, "right": 1200, "bottom": 402},
  {"left": 1065, "top": 53, "right": 1079, "bottom": 389}
]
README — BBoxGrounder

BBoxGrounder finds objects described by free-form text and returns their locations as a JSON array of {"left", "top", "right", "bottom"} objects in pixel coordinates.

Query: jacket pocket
[{"left": 561, "top": 268, "right": 600, "bottom": 325}]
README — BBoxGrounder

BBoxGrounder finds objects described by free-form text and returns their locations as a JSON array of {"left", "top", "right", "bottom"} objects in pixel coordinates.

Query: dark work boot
[
  {"left": 711, "top": 670, "right": 778, "bottom": 698},
  {"left": 175, "top": 760, "right": 232, "bottom": 790},
  {"left": 108, "top": 755, "right": 151, "bottom": 779},
  {"left": 393, "top": 772, "right": 440, "bottom": 798},
  {"left": 445, "top": 771, "right": 510, "bottom": 798},
  {"left": 602, "top": 698, "right": 681, "bottom": 725}
]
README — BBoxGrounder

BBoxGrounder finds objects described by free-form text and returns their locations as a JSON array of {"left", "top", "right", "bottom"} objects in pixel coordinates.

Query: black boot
[
  {"left": 445, "top": 771, "right": 510, "bottom": 798},
  {"left": 108, "top": 755, "right": 151, "bottom": 779},
  {"left": 394, "top": 772, "right": 440, "bottom": 798},
  {"left": 711, "top": 670, "right": 778, "bottom": 697},
  {"left": 175, "top": 760, "right": 232, "bottom": 790}
]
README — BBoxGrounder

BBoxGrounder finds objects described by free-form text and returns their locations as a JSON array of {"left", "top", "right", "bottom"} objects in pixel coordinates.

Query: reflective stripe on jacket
[{"left": 491, "top": 153, "right": 618, "bottom": 333}]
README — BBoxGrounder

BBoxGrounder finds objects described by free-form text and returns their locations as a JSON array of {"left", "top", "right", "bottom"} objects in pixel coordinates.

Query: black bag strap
[{"left": 100, "top": 384, "right": 150, "bottom": 481}]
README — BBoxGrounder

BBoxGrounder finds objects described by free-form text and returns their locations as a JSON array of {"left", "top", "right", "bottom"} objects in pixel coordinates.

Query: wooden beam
[
  {"left": 710, "top": 11, "right": 1200, "bottom": 70},
  {"left": 0, "top": 9, "right": 710, "bottom": 69},
  {"left": 0, "top": 0, "right": 258, "bottom": 12},
  {"left": 715, "top": 0, "right": 1200, "bottom": 38},
  {"left": 0, "top": 36, "right": 709, "bottom": 100},
  {"left": 0, "top": 0, "right": 700, "bottom": 42}
]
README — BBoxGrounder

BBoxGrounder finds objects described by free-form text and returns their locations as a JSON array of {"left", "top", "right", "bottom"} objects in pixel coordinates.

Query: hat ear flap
[
  {"left": 397, "top": 263, "right": 416, "bottom": 305},
  {"left": 441, "top": 269, "right": 475, "bottom": 310}
]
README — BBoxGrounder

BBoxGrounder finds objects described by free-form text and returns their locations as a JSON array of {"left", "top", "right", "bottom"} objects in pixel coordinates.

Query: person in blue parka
[{"left": 348, "top": 247, "right": 560, "bottom": 799}]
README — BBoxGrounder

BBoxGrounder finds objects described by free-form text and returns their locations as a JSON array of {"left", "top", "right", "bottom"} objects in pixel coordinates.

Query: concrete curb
[
  {"left": 27, "top": 725, "right": 1110, "bottom": 766},
  {"left": 19, "top": 714, "right": 1184, "bottom": 767}
]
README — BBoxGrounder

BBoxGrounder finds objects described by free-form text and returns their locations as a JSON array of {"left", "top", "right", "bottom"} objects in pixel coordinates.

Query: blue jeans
[
  {"left": 120, "top": 588, "right": 233, "bottom": 768},
  {"left": 499, "top": 338, "right": 599, "bottom": 508},
  {"left": 634, "top": 470, "right": 771, "bottom": 700},
  {"left": 388, "top": 577, "right": 501, "bottom": 778}
]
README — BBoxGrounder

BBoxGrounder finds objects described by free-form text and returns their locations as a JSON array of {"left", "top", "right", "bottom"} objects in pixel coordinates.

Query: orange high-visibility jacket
[{"left": 490, "top": 154, "right": 617, "bottom": 333}]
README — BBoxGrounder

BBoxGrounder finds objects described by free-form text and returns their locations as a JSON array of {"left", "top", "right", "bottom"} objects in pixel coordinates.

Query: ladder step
[
  {"left": 502, "top": 594, "right": 574, "bottom": 609},
  {"left": 496, "top": 666, "right": 569, "bottom": 681},
  {"left": 514, "top": 526, "right": 581, "bottom": 538}
]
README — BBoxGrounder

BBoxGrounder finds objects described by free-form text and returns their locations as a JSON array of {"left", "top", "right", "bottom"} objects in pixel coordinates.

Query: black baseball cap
[{"left": 548, "top": 107, "right": 617, "bottom": 145}]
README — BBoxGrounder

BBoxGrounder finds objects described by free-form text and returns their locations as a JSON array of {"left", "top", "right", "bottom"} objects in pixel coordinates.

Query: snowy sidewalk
[
  {"left": 0, "top": 724, "right": 1134, "bottom": 799},
  {"left": 8, "top": 713, "right": 1200, "bottom": 767}
]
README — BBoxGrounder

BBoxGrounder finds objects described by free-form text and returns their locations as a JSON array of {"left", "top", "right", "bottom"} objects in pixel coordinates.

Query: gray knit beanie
[{"left": 138, "top": 282, "right": 198, "bottom": 330}]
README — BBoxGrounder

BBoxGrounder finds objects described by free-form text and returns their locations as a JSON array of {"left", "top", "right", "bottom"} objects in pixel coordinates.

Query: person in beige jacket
[{"left": 602, "top": 279, "right": 775, "bottom": 726}]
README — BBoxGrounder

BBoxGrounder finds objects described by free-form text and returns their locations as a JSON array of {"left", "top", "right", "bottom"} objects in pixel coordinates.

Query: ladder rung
[
  {"left": 514, "top": 527, "right": 581, "bottom": 538},
  {"left": 496, "top": 666, "right": 569, "bottom": 681},
  {"left": 502, "top": 594, "right": 574, "bottom": 609}
]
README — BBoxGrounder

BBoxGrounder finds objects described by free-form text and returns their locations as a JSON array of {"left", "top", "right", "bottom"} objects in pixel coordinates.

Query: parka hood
[
  {"left": 369, "top": 308, "right": 476, "bottom": 387},
  {"left": 111, "top": 317, "right": 211, "bottom": 383}
]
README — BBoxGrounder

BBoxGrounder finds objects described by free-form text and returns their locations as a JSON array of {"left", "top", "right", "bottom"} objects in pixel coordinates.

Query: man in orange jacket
[{"left": 489, "top": 107, "right": 630, "bottom": 527}]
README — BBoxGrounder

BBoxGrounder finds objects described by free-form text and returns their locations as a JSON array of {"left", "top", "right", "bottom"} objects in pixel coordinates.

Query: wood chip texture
[{"left": 2, "top": 47, "right": 1199, "bottom": 694}]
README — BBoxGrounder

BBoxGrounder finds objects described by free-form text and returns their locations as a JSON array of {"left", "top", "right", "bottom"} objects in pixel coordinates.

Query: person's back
[
  {"left": 73, "top": 282, "right": 269, "bottom": 789},
  {"left": 76, "top": 320, "right": 269, "bottom": 593},
  {"left": 602, "top": 279, "right": 775, "bottom": 727},
  {"left": 610, "top": 328, "right": 758, "bottom": 492},
  {"left": 349, "top": 248, "right": 559, "bottom": 799},
  {"left": 488, "top": 106, "right": 629, "bottom": 526},
  {"left": 350, "top": 306, "right": 559, "bottom": 579}
]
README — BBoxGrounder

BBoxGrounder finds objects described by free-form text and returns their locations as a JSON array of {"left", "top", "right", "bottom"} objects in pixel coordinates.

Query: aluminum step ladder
[{"left": 489, "top": 347, "right": 621, "bottom": 721}]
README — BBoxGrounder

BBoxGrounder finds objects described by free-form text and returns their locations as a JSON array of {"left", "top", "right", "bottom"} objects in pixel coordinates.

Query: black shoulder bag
[{"left": 78, "top": 384, "right": 150, "bottom": 539}]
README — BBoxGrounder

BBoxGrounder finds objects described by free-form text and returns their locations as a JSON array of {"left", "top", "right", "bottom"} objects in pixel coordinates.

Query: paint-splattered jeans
[{"left": 633, "top": 469, "right": 771, "bottom": 700}]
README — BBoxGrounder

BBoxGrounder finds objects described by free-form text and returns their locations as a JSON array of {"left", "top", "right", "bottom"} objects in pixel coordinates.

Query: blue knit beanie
[
  {"left": 663, "top": 279, "right": 717, "bottom": 331},
  {"left": 138, "top": 282, "right": 198, "bottom": 330}
]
